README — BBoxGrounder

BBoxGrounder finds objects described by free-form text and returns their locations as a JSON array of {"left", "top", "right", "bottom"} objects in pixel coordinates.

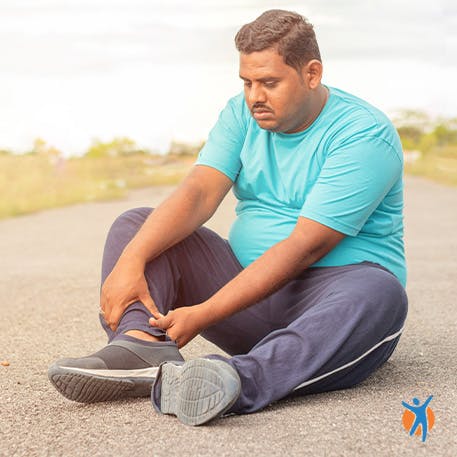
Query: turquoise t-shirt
[{"left": 196, "top": 87, "right": 406, "bottom": 286}]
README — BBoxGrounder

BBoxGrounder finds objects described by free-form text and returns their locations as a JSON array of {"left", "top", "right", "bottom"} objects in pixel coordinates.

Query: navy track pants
[{"left": 100, "top": 208, "right": 408, "bottom": 414}]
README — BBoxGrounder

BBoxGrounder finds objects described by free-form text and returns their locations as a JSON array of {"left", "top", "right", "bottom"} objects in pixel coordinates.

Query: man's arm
[
  {"left": 151, "top": 217, "right": 345, "bottom": 346},
  {"left": 101, "top": 165, "right": 233, "bottom": 330},
  {"left": 121, "top": 165, "right": 232, "bottom": 261},
  {"left": 201, "top": 216, "right": 345, "bottom": 322}
]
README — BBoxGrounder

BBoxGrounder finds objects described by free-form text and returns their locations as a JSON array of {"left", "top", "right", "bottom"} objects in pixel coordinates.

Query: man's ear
[{"left": 301, "top": 59, "right": 323, "bottom": 89}]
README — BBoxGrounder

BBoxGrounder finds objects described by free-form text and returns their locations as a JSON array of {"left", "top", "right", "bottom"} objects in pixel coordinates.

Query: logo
[{"left": 402, "top": 395, "right": 435, "bottom": 442}]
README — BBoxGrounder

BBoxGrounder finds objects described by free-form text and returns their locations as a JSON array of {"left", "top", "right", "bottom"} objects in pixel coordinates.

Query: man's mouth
[{"left": 252, "top": 106, "right": 274, "bottom": 120}]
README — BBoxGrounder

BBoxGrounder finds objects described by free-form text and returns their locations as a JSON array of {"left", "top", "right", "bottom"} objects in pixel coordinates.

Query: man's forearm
[
  {"left": 121, "top": 167, "right": 231, "bottom": 265},
  {"left": 150, "top": 233, "right": 318, "bottom": 346},
  {"left": 200, "top": 237, "right": 312, "bottom": 324},
  {"left": 122, "top": 184, "right": 206, "bottom": 264},
  {"left": 200, "top": 219, "right": 344, "bottom": 325}
]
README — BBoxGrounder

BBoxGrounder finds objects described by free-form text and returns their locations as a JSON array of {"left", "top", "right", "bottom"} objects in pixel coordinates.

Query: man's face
[{"left": 239, "top": 47, "right": 312, "bottom": 133}]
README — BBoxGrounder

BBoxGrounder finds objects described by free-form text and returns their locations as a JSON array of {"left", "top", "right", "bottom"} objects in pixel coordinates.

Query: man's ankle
[{"left": 124, "top": 330, "right": 165, "bottom": 342}]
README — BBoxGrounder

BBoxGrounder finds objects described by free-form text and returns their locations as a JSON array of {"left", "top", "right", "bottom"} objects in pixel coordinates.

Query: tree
[{"left": 85, "top": 137, "right": 147, "bottom": 158}]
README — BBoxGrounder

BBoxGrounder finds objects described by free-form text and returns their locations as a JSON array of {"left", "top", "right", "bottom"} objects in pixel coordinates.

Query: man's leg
[
  {"left": 213, "top": 263, "right": 408, "bottom": 413},
  {"left": 152, "top": 263, "right": 407, "bottom": 423},
  {"left": 98, "top": 206, "right": 178, "bottom": 342},
  {"left": 99, "top": 207, "right": 281, "bottom": 349},
  {"left": 48, "top": 207, "right": 248, "bottom": 402}
]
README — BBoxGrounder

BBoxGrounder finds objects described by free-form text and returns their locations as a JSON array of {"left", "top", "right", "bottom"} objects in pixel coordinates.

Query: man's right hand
[{"left": 100, "top": 256, "right": 162, "bottom": 331}]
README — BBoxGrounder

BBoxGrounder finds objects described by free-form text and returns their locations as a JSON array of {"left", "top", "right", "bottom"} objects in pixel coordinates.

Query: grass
[
  {"left": 404, "top": 146, "right": 457, "bottom": 187},
  {"left": 0, "top": 154, "right": 195, "bottom": 219},
  {"left": 1, "top": 145, "right": 456, "bottom": 220}
]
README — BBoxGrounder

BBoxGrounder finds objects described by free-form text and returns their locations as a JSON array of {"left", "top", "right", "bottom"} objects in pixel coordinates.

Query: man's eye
[
  {"left": 264, "top": 81, "right": 277, "bottom": 88},
  {"left": 243, "top": 81, "right": 252, "bottom": 88}
]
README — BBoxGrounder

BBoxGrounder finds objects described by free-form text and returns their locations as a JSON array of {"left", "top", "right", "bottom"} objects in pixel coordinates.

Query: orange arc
[{"left": 402, "top": 407, "right": 435, "bottom": 436}]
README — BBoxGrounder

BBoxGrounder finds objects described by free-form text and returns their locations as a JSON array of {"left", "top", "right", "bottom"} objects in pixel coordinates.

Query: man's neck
[
  {"left": 301, "top": 85, "right": 329, "bottom": 131},
  {"left": 285, "top": 84, "right": 329, "bottom": 134}
]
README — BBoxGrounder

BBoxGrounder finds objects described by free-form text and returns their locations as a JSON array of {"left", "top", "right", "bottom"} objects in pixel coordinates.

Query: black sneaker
[
  {"left": 48, "top": 339, "right": 184, "bottom": 403},
  {"left": 151, "top": 358, "right": 241, "bottom": 426}
]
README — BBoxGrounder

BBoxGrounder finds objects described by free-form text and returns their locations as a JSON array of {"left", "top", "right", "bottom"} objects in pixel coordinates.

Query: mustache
[{"left": 251, "top": 103, "right": 273, "bottom": 113}]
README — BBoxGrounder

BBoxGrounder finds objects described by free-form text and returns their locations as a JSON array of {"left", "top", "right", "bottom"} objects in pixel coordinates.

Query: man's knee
[
  {"left": 328, "top": 265, "right": 407, "bottom": 336},
  {"left": 107, "top": 207, "right": 153, "bottom": 239},
  {"left": 368, "top": 267, "right": 407, "bottom": 322},
  {"left": 104, "top": 207, "right": 154, "bottom": 251},
  {"left": 112, "top": 207, "right": 154, "bottom": 229},
  {"left": 349, "top": 266, "right": 408, "bottom": 330}
]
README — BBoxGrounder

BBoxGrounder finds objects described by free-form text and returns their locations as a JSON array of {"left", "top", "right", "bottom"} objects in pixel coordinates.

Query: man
[{"left": 48, "top": 10, "right": 408, "bottom": 426}]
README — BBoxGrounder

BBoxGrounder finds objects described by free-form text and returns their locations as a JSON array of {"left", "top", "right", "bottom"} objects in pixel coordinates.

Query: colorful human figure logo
[{"left": 402, "top": 395, "right": 435, "bottom": 442}]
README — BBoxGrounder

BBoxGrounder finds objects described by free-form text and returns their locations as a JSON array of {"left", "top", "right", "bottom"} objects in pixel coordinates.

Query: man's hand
[
  {"left": 149, "top": 305, "right": 210, "bottom": 348},
  {"left": 100, "top": 256, "right": 162, "bottom": 331}
]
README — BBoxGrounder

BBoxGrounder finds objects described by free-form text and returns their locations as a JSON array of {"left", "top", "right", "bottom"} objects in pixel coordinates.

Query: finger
[
  {"left": 99, "top": 301, "right": 106, "bottom": 318},
  {"left": 140, "top": 294, "right": 163, "bottom": 319},
  {"left": 163, "top": 328, "right": 180, "bottom": 347},
  {"left": 107, "top": 305, "right": 124, "bottom": 332},
  {"left": 149, "top": 314, "right": 171, "bottom": 329},
  {"left": 99, "top": 290, "right": 110, "bottom": 321},
  {"left": 175, "top": 336, "right": 188, "bottom": 350},
  {"left": 149, "top": 315, "right": 165, "bottom": 328},
  {"left": 175, "top": 337, "right": 183, "bottom": 349}
]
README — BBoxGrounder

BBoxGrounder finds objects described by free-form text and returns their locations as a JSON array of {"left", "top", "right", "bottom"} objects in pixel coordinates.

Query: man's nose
[{"left": 248, "top": 84, "right": 267, "bottom": 105}]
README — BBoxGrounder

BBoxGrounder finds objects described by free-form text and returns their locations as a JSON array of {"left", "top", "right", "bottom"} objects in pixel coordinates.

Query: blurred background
[{"left": 1, "top": 0, "right": 456, "bottom": 218}]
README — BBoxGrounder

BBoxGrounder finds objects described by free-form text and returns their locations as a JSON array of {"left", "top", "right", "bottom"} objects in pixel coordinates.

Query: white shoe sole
[
  {"left": 48, "top": 364, "right": 158, "bottom": 403},
  {"left": 158, "top": 359, "right": 241, "bottom": 426}
]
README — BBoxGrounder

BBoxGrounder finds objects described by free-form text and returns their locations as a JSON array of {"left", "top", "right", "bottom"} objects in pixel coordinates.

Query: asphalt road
[{"left": 0, "top": 176, "right": 456, "bottom": 456}]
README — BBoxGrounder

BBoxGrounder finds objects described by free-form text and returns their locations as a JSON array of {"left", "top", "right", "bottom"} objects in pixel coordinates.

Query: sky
[{"left": 0, "top": 0, "right": 455, "bottom": 155}]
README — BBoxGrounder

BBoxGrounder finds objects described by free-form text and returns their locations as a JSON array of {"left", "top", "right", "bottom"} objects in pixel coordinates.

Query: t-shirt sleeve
[
  {"left": 195, "top": 95, "right": 246, "bottom": 182},
  {"left": 299, "top": 135, "right": 402, "bottom": 236}
]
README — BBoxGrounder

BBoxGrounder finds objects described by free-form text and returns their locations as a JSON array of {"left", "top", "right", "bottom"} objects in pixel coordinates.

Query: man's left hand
[{"left": 149, "top": 305, "right": 210, "bottom": 348}]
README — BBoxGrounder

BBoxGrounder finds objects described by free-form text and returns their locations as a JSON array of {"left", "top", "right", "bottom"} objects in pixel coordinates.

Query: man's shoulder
[
  {"left": 328, "top": 87, "right": 392, "bottom": 127},
  {"left": 326, "top": 86, "right": 401, "bottom": 153}
]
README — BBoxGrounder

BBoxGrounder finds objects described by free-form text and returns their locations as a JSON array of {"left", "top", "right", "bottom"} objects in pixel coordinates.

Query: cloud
[{"left": 1, "top": 0, "right": 451, "bottom": 77}]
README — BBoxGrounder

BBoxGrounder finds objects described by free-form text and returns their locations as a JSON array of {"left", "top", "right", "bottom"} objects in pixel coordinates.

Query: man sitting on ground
[{"left": 49, "top": 9, "right": 408, "bottom": 426}]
